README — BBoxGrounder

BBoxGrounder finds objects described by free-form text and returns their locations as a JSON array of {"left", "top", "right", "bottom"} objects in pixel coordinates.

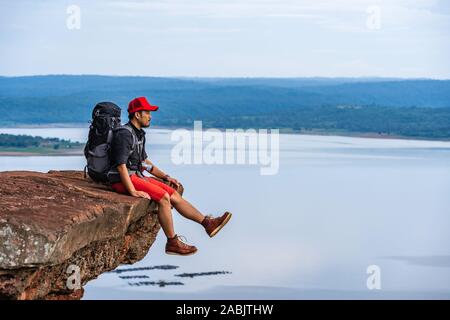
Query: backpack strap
[
  {"left": 114, "top": 124, "right": 144, "bottom": 158},
  {"left": 106, "top": 128, "right": 114, "bottom": 145},
  {"left": 107, "top": 125, "right": 145, "bottom": 180}
]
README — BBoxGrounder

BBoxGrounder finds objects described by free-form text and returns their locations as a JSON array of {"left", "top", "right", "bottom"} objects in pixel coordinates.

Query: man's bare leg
[
  {"left": 170, "top": 191, "right": 205, "bottom": 224},
  {"left": 169, "top": 191, "right": 231, "bottom": 239},
  {"left": 158, "top": 193, "right": 176, "bottom": 238},
  {"left": 160, "top": 192, "right": 198, "bottom": 255}
]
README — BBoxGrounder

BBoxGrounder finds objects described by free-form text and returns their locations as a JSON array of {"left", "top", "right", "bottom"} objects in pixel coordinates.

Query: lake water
[{"left": 1, "top": 126, "right": 450, "bottom": 299}]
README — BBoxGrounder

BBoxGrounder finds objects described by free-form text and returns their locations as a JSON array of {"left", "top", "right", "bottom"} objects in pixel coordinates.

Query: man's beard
[{"left": 141, "top": 120, "right": 150, "bottom": 128}]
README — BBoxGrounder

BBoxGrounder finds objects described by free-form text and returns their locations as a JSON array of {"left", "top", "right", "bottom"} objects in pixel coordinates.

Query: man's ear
[{"left": 135, "top": 111, "right": 142, "bottom": 120}]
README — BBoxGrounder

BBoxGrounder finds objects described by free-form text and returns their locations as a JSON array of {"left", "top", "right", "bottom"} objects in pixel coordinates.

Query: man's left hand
[{"left": 166, "top": 176, "right": 180, "bottom": 188}]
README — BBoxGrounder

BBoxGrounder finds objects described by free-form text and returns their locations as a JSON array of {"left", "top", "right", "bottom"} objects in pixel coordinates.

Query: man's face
[{"left": 137, "top": 110, "right": 152, "bottom": 128}]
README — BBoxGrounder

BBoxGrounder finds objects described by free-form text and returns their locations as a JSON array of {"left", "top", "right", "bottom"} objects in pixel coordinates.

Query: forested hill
[{"left": 1, "top": 75, "right": 449, "bottom": 139}]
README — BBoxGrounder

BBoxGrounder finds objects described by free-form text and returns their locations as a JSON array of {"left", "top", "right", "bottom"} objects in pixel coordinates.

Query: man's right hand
[
  {"left": 116, "top": 164, "right": 151, "bottom": 200},
  {"left": 130, "top": 190, "right": 151, "bottom": 200}
]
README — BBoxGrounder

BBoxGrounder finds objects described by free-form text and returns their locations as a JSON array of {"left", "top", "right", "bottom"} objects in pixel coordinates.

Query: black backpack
[{"left": 84, "top": 102, "right": 122, "bottom": 183}]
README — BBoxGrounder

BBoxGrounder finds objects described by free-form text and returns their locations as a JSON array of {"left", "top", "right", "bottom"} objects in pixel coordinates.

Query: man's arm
[
  {"left": 143, "top": 158, "right": 168, "bottom": 180},
  {"left": 143, "top": 158, "right": 180, "bottom": 187},
  {"left": 117, "top": 164, "right": 150, "bottom": 199}
]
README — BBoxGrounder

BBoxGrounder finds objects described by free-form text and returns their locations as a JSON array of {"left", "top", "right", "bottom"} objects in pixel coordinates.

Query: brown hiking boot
[
  {"left": 202, "top": 211, "right": 232, "bottom": 238},
  {"left": 165, "top": 235, "right": 198, "bottom": 256}
]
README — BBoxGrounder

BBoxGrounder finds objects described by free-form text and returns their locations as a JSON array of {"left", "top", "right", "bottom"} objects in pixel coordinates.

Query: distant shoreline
[
  {"left": 0, "top": 123, "right": 89, "bottom": 128},
  {"left": 0, "top": 147, "right": 84, "bottom": 157},
  {"left": 0, "top": 123, "right": 449, "bottom": 157},
  {"left": 0, "top": 131, "right": 85, "bottom": 156}
]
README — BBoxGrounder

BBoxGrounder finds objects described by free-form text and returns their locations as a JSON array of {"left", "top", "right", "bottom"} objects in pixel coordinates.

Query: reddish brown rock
[{"left": 0, "top": 170, "right": 181, "bottom": 300}]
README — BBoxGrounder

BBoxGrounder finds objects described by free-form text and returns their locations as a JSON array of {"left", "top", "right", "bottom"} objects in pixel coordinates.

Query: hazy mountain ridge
[{"left": 0, "top": 75, "right": 449, "bottom": 138}]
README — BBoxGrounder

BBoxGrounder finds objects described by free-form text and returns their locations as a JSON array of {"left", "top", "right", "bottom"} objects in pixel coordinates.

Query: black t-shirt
[{"left": 109, "top": 122, "right": 148, "bottom": 183}]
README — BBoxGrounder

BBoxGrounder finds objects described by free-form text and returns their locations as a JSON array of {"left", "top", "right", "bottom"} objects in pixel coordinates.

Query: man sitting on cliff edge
[{"left": 107, "top": 97, "right": 232, "bottom": 256}]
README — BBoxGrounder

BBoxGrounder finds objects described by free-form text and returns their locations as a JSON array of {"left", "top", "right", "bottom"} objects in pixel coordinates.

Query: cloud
[
  {"left": 103, "top": 0, "right": 450, "bottom": 34},
  {"left": 384, "top": 255, "right": 450, "bottom": 268},
  {"left": 0, "top": 0, "right": 449, "bottom": 77}
]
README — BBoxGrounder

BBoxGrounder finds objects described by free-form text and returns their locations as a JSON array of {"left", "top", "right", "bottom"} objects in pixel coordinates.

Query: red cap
[{"left": 128, "top": 97, "right": 159, "bottom": 113}]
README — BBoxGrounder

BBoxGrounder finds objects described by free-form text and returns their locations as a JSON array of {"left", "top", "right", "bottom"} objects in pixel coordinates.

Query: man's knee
[
  {"left": 158, "top": 193, "right": 171, "bottom": 206},
  {"left": 170, "top": 191, "right": 181, "bottom": 203}
]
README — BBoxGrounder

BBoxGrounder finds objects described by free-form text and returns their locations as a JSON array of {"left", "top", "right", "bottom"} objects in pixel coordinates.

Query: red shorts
[{"left": 111, "top": 174, "right": 176, "bottom": 202}]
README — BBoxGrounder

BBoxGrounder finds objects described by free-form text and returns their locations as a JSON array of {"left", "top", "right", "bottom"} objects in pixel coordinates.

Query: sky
[{"left": 0, "top": 0, "right": 449, "bottom": 78}]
